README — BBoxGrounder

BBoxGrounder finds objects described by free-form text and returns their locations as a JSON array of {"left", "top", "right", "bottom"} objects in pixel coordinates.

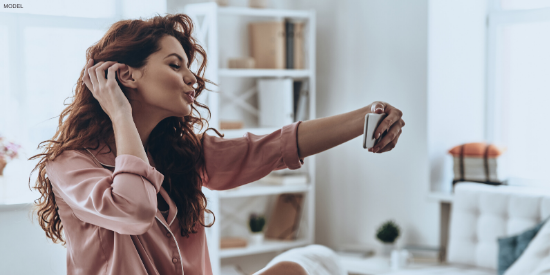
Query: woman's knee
[{"left": 259, "top": 261, "right": 308, "bottom": 275}]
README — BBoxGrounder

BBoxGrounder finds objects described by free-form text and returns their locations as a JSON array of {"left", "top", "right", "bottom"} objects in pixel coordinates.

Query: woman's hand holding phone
[
  {"left": 367, "top": 101, "right": 405, "bottom": 153},
  {"left": 82, "top": 59, "right": 133, "bottom": 120}
]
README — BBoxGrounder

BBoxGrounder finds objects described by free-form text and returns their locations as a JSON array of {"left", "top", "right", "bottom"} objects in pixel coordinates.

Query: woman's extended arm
[{"left": 296, "top": 101, "right": 405, "bottom": 158}]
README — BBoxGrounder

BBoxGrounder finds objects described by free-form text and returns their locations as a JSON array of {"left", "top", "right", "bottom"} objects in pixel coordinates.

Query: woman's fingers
[
  {"left": 374, "top": 104, "right": 403, "bottom": 141},
  {"left": 377, "top": 128, "right": 402, "bottom": 153},
  {"left": 87, "top": 61, "right": 103, "bottom": 92},
  {"left": 106, "top": 63, "right": 125, "bottom": 86},
  {"left": 373, "top": 118, "right": 405, "bottom": 153},
  {"left": 95, "top": 61, "right": 116, "bottom": 87},
  {"left": 82, "top": 59, "right": 94, "bottom": 91}
]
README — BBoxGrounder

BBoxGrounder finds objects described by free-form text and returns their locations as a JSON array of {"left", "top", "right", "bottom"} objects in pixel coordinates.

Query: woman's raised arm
[{"left": 296, "top": 101, "right": 405, "bottom": 158}]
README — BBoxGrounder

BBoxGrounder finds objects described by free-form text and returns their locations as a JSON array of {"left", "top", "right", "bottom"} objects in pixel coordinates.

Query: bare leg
[{"left": 256, "top": 261, "right": 308, "bottom": 275}]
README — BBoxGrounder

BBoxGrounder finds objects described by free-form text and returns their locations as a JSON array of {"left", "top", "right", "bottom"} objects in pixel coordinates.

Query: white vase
[
  {"left": 381, "top": 243, "right": 395, "bottom": 257},
  {"left": 250, "top": 232, "right": 264, "bottom": 245}
]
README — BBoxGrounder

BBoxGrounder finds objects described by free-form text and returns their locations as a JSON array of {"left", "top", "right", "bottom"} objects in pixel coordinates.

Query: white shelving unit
[{"left": 182, "top": 3, "right": 316, "bottom": 275}]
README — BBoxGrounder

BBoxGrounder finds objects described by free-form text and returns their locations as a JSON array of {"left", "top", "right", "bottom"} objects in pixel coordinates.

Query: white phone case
[{"left": 363, "top": 113, "right": 387, "bottom": 149}]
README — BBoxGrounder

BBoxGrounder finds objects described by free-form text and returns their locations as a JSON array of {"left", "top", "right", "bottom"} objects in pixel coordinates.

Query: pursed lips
[{"left": 184, "top": 90, "right": 195, "bottom": 100}]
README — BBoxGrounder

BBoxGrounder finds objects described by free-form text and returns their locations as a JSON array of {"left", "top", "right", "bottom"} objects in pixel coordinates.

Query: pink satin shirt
[{"left": 45, "top": 121, "right": 304, "bottom": 275}]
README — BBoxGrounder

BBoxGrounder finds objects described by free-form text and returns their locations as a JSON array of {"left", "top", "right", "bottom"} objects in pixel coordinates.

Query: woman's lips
[{"left": 186, "top": 93, "right": 195, "bottom": 103}]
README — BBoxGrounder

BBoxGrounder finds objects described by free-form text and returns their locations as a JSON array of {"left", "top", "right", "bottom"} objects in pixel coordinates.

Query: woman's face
[{"left": 129, "top": 35, "right": 197, "bottom": 118}]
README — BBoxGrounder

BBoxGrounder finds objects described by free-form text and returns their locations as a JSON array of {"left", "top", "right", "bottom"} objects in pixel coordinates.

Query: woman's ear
[{"left": 117, "top": 64, "right": 138, "bottom": 90}]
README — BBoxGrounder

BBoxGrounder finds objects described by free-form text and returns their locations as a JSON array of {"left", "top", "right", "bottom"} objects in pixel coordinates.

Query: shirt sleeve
[
  {"left": 45, "top": 150, "right": 165, "bottom": 235},
  {"left": 200, "top": 121, "right": 305, "bottom": 191}
]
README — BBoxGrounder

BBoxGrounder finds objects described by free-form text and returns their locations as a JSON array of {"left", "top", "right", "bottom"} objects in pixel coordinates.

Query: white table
[{"left": 338, "top": 255, "right": 442, "bottom": 275}]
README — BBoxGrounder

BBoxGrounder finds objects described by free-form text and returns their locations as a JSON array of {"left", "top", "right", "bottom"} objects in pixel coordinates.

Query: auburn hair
[{"left": 27, "top": 13, "right": 223, "bottom": 245}]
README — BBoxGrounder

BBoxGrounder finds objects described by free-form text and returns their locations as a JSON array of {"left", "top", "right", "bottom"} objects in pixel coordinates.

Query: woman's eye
[{"left": 170, "top": 64, "right": 181, "bottom": 69}]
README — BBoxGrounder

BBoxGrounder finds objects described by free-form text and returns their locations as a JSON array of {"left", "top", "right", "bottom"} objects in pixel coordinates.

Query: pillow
[
  {"left": 503, "top": 217, "right": 550, "bottom": 275},
  {"left": 497, "top": 217, "right": 549, "bottom": 275}
]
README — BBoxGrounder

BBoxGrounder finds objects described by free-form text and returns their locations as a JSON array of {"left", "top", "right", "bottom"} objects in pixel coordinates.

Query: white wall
[
  {"left": 289, "top": 0, "right": 437, "bottom": 249},
  {"left": 0, "top": 204, "right": 67, "bottom": 274},
  {"left": 428, "top": 0, "right": 488, "bottom": 193}
]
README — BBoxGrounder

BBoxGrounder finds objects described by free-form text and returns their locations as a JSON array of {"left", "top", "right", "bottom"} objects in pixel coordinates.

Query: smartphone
[{"left": 363, "top": 113, "right": 387, "bottom": 149}]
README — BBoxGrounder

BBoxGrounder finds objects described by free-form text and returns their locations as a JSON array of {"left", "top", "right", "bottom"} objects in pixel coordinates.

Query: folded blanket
[{"left": 253, "top": 244, "right": 347, "bottom": 275}]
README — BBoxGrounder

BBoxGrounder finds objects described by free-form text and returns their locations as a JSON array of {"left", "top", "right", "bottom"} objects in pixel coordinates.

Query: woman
[{"left": 29, "top": 14, "right": 405, "bottom": 275}]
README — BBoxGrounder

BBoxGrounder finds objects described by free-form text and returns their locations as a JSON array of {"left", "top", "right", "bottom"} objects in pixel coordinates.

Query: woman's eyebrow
[{"left": 164, "top": 53, "right": 185, "bottom": 62}]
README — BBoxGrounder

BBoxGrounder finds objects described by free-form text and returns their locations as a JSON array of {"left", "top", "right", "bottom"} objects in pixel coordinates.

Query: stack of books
[{"left": 448, "top": 142, "right": 507, "bottom": 187}]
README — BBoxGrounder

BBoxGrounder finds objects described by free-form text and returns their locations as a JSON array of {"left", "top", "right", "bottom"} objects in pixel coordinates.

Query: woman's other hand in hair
[
  {"left": 368, "top": 101, "right": 405, "bottom": 153},
  {"left": 82, "top": 59, "right": 132, "bottom": 119}
]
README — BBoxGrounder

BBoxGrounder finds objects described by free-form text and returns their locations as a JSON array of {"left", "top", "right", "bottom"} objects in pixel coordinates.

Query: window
[
  {"left": 0, "top": 1, "right": 166, "bottom": 204},
  {"left": 487, "top": 0, "right": 550, "bottom": 184}
]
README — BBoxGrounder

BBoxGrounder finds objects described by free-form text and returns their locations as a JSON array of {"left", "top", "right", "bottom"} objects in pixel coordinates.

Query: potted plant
[
  {"left": 249, "top": 213, "right": 266, "bottom": 245},
  {"left": 376, "top": 220, "right": 401, "bottom": 257}
]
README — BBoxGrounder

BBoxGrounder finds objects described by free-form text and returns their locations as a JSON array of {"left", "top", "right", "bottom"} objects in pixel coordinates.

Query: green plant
[
  {"left": 249, "top": 213, "right": 266, "bottom": 233},
  {"left": 376, "top": 220, "right": 400, "bottom": 244}
]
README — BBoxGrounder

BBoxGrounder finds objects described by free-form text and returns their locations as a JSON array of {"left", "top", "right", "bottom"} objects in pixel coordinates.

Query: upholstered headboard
[{"left": 447, "top": 183, "right": 550, "bottom": 270}]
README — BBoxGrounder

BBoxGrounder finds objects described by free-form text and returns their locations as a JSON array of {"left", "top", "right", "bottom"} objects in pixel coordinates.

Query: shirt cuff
[
  {"left": 112, "top": 154, "right": 165, "bottom": 193},
  {"left": 280, "top": 121, "right": 305, "bottom": 170}
]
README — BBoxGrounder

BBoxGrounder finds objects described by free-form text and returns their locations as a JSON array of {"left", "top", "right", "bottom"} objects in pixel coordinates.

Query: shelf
[
  {"left": 220, "top": 239, "right": 310, "bottom": 258},
  {"left": 219, "top": 184, "right": 310, "bottom": 198},
  {"left": 426, "top": 192, "right": 454, "bottom": 203},
  {"left": 218, "top": 7, "right": 312, "bottom": 18},
  {"left": 219, "top": 69, "right": 311, "bottom": 78},
  {"left": 219, "top": 127, "right": 279, "bottom": 138}
]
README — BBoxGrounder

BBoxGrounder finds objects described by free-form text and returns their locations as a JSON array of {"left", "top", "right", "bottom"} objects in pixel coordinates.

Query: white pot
[
  {"left": 250, "top": 232, "right": 264, "bottom": 245},
  {"left": 381, "top": 243, "right": 395, "bottom": 257}
]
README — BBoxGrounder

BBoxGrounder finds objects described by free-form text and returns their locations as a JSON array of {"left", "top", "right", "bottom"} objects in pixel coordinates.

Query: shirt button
[
  {"left": 166, "top": 233, "right": 171, "bottom": 237},
  {"left": 172, "top": 258, "right": 178, "bottom": 263}
]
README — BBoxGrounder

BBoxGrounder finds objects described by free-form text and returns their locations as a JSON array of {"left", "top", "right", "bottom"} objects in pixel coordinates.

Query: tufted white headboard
[{"left": 447, "top": 182, "right": 550, "bottom": 270}]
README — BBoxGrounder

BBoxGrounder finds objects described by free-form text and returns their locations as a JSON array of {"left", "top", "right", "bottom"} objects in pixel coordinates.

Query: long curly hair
[{"left": 27, "top": 13, "right": 224, "bottom": 245}]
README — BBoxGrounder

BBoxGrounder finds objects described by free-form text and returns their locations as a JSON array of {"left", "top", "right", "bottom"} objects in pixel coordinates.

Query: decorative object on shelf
[
  {"left": 390, "top": 249, "right": 410, "bottom": 270},
  {"left": 249, "top": 0, "right": 268, "bottom": 9},
  {"left": 220, "top": 120, "right": 244, "bottom": 130},
  {"left": 220, "top": 237, "right": 248, "bottom": 249},
  {"left": 0, "top": 135, "right": 22, "bottom": 176},
  {"left": 265, "top": 193, "right": 304, "bottom": 240},
  {"left": 449, "top": 142, "right": 507, "bottom": 189},
  {"left": 257, "top": 78, "right": 294, "bottom": 128},
  {"left": 249, "top": 19, "right": 305, "bottom": 69},
  {"left": 376, "top": 220, "right": 401, "bottom": 257},
  {"left": 249, "top": 21, "right": 285, "bottom": 69},
  {"left": 249, "top": 213, "right": 266, "bottom": 245},
  {"left": 215, "top": 0, "right": 229, "bottom": 6},
  {"left": 228, "top": 57, "right": 255, "bottom": 69}
]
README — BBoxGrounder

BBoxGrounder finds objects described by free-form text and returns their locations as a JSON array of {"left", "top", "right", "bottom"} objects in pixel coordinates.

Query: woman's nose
[{"left": 184, "top": 73, "right": 197, "bottom": 87}]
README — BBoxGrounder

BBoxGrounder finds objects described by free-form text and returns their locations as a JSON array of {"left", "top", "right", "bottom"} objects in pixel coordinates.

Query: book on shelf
[
  {"left": 403, "top": 244, "right": 440, "bottom": 263},
  {"left": 285, "top": 19, "right": 305, "bottom": 69},
  {"left": 295, "top": 80, "right": 309, "bottom": 122},
  {"left": 285, "top": 19, "right": 294, "bottom": 69},
  {"left": 293, "top": 21, "right": 305, "bottom": 69},
  {"left": 220, "top": 237, "right": 248, "bottom": 249},
  {"left": 259, "top": 173, "right": 308, "bottom": 186},
  {"left": 249, "top": 21, "right": 285, "bottom": 69},
  {"left": 249, "top": 20, "right": 305, "bottom": 69}
]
